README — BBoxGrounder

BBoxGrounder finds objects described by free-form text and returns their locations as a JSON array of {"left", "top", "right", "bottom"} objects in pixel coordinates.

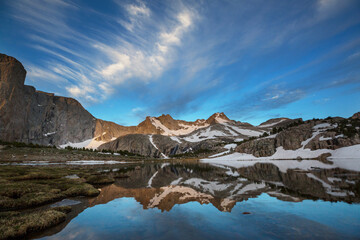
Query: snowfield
[
  {"left": 59, "top": 138, "right": 105, "bottom": 149},
  {"left": 201, "top": 144, "right": 360, "bottom": 172},
  {"left": 183, "top": 128, "right": 229, "bottom": 142},
  {"left": 150, "top": 117, "right": 209, "bottom": 136}
]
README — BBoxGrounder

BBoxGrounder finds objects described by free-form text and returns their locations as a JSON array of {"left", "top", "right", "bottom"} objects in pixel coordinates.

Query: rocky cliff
[
  {"left": 0, "top": 53, "right": 96, "bottom": 146},
  {"left": 236, "top": 117, "right": 360, "bottom": 157},
  {"left": 2, "top": 53, "right": 358, "bottom": 157}
]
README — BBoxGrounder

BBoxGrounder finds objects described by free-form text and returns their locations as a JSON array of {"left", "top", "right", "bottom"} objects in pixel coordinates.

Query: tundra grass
[
  {"left": 0, "top": 165, "right": 126, "bottom": 239},
  {"left": 0, "top": 208, "right": 67, "bottom": 240},
  {"left": 0, "top": 166, "right": 104, "bottom": 210}
]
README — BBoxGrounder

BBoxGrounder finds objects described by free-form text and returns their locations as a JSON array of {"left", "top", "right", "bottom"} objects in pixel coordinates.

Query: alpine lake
[{"left": 1, "top": 159, "right": 360, "bottom": 240}]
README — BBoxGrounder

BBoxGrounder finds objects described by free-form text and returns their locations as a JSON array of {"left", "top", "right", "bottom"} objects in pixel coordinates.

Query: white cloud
[
  {"left": 8, "top": 0, "right": 197, "bottom": 105},
  {"left": 66, "top": 86, "right": 82, "bottom": 97},
  {"left": 27, "top": 66, "right": 66, "bottom": 84},
  {"left": 126, "top": 3, "right": 150, "bottom": 17},
  {"left": 119, "top": 1, "right": 151, "bottom": 32},
  {"left": 98, "top": 9, "right": 195, "bottom": 84}
]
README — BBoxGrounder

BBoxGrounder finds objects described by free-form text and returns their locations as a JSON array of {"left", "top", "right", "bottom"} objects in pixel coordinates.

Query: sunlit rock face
[{"left": 0, "top": 53, "right": 96, "bottom": 146}]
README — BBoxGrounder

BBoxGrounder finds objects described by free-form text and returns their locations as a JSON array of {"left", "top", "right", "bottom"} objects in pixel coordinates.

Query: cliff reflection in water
[
  {"left": 89, "top": 162, "right": 360, "bottom": 213},
  {"left": 36, "top": 161, "right": 360, "bottom": 240}
]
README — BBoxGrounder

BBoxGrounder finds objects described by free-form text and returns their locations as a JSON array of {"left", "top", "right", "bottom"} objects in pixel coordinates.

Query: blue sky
[{"left": 0, "top": 0, "right": 359, "bottom": 126}]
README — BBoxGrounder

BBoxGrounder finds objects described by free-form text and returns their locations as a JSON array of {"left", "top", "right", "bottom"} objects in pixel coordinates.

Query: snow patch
[
  {"left": 150, "top": 117, "right": 209, "bottom": 136},
  {"left": 170, "top": 177, "right": 183, "bottom": 185},
  {"left": 313, "top": 123, "right": 332, "bottom": 130},
  {"left": 59, "top": 138, "right": 105, "bottom": 150},
  {"left": 236, "top": 183, "right": 266, "bottom": 194},
  {"left": 223, "top": 123, "right": 263, "bottom": 137},
  {"left": 319, "top": 134, "right": 344, "bottom": 141},
  {"left": 148, "top": 135, "right": 169, "bottom": 159},
  {"left": 259, "top": 119, "right": 287, "bottom": 128},
  {"left": 224, "top": 143, "right": 237, "bottom": 150},
  {"left": 202, "top": 144, "right": 360, "bottom": 172},
  {"left": 147, "top": 186, "right": 213, "bottom": 208},
  {"left": 214, "top": 114, "right": 230, "bottom": 124},
  {"left": 147, "top": 163, "right": 170, "bottom": 187},
  {"left": 170, "top": 136, "right": 182, "bottom": 144},
  {"left": 44, "top": 132, "right": 56, "bottom": 137},
  {"left": 183, "top": 127, "right": 229, "bottom": 142},
  {"left": 267, "top": 192, "right": 300, "bottom": 201},
  {"left": 183, "top": 178, "right": 232, "bottom": 195},
  {"left": 66, "top": 160, "right": 125, "bottom": 165}
]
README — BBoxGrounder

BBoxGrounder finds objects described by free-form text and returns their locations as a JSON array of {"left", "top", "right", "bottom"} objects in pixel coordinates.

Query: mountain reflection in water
[{"left": 37, "top": 161, "right": 360, "bottom": 240}]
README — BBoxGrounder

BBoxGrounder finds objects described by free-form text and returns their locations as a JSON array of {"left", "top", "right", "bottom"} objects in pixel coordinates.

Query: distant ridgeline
[{"left": 0, "top": 53, "right": 359, "bottom": 158}]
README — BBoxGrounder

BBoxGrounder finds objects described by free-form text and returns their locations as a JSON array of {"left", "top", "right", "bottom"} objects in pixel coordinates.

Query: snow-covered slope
[
  {"left": 201, "top": 145, "right": 360, "bottom": 172},
  {"left": 149, "top": 117, "right": 209, "bottom": 136},
  {"left": 181, "top": 122, "right": 264, "bottom": 142},
  {"left": 60, "top": 112, "right": 267, "bottom": 149}
]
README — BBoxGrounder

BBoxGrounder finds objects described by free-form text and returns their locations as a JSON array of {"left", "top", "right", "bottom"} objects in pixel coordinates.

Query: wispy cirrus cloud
[
  {"left": 2, "top": 0, "right": 359, "bottom": 124},
  {"left": 97, "top": 8, "right": 195, "bottom": 86},
  {"left": 6, "top": 0, "right": 198, "bottom": 105},
  {"left": 117, "top": 1, "right": 151, "bottom": 32}
]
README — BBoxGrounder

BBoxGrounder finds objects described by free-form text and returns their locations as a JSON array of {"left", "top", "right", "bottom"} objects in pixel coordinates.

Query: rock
[
  {"left": 351, "top": 112, "right": 360, "bottom": 119},
  {"left": 205, "top": 112, "right": 231, "bottom": 124},
  {"left": 0, "top": 53, "right": 96, "bottom": 145},
  {"left": 306, "top": 132, "right": 360, "bottom": 150},
  {"left": 98, "top": 134, "right": 159, "bottom": 157},
  {"left": 317, "top": 153, "right": 332, "bottom": 164},
  {"left": 275, "top": 123, "right": 313, "bottom": 150},
  {"left": 236, "top": 138, "right": 276, "bottom": 157}
]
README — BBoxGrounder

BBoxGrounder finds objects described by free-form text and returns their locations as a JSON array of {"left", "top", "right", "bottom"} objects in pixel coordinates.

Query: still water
[{"left": 37, "top": 162, "right": 360, "bottom": 240}]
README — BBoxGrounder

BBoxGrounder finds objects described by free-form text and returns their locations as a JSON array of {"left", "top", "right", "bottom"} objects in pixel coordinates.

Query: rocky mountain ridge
[
  {"left": 1, "top": 53, "right": 358, "bottom": 159},
  {"left": 0, "top": 53, "right": 256, "bottom": 148}
]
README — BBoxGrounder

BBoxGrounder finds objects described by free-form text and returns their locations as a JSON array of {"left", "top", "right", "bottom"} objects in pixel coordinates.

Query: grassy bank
[
  {"left": 0, "top": 207, "right": 70, "bottom": 239},
  {"left": 0, "top": 166, "right": 106, "bottom": 210},
  {"left": 0, "top": 164, "right": 123, "bottom": 239},
  {"left": 0, "top": 143, "right": 147, "bottom": 162}
]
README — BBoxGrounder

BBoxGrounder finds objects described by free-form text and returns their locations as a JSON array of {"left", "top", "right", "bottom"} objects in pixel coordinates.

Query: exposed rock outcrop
[
  {"left": 305, "top": 131, "right": 360, "bottom": 150},
  {"left": 351, "top": 112, "right": 360, "bottom": 119},
  {"left": 0, "top": 53, "right": 96, "bottom": 145},
  {"left": 236, "top": 138, "right": 277, "bottom": 157},
  {"left": 275, "top": 123, "right": 313, "bottom": 150},
  {"left": 98, "top": 134, "right": 159, "bottom": 157},
  {"left": 206, "top": 112, "right": 231, "bottom": 124},
  {"left": 236, "top": 118, "right": 360, "bottom": 157},
  {"left": 94, "top": 119, "right": 136, "bottom": 142}
]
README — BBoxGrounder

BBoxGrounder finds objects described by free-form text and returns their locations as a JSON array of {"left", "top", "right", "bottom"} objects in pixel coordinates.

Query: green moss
[
  {"left": 85, "top": 175, "right": 115, "bottom": 185},
  {"left": 0, "top": 166, "right": 103, "bottom": 210},
  {"left": 51, "top": 206, "right": 72, "bottom": 214},
  {"left": 0, "top": 209, "right": 66, "bottom": 239},
  {"left": 64, "top": 183, "right": 99, "bottom": 196}
]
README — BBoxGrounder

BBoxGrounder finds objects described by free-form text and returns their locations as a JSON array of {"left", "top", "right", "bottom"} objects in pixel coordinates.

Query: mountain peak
[
  {"left": 157, "top": 114, "right": 174, "bottom": 122},
  {"left": 206, "top": 112, "right": 231, "bottom": 124},
  {"left": 351, "top": 112, "right": 360, "bottom": 119}
]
